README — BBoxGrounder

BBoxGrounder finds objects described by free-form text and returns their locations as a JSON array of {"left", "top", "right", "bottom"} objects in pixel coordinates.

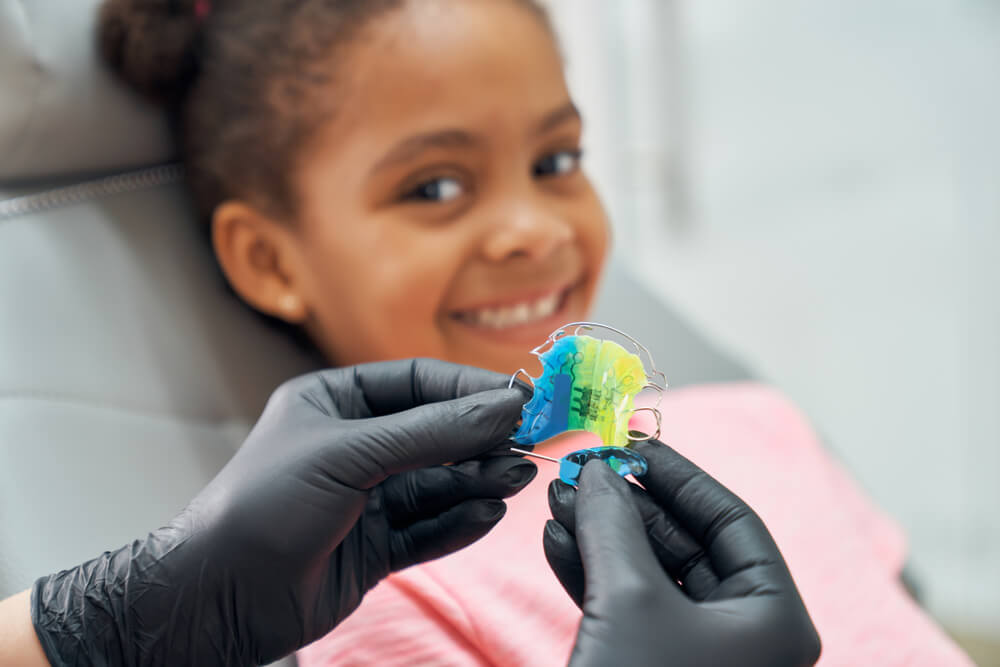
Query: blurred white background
[{"left": 544, "top": 0, "right": 1000, "bottom": 655}]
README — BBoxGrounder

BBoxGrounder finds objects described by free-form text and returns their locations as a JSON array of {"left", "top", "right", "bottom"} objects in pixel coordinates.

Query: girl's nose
[{"left": 481, "top": 203, "right": 575, "bottom": 263}]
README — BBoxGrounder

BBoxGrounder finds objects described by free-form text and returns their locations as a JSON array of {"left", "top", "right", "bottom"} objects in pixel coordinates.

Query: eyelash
[
  {"left": 403, "top": 177, "right": 465, "bottom": 203},
  {"left": 533, "top": 148, "right": 584, "bottom": 178},
  {"left": 401, "top": 148, "right": 584, "bottom": 203}
]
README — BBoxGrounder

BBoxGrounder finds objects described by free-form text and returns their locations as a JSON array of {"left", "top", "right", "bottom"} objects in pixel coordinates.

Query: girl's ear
[{"left": 211, "top": 201, "right": 310, "bottom": 324}]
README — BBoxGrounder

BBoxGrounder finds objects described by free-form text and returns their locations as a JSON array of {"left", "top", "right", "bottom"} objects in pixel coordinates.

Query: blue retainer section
[
  {"left": 558, "top": 446, "right": 649, "bottom": 486},
  {"left": 513, "top": 338, "right": 577, "bottom": 445},
  {"left": 514, "top": 372, "right": 571, "bottom": 444}
]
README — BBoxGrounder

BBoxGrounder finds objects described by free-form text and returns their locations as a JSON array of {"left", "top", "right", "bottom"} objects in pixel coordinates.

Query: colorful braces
[{"left": 509, "top": 322, "right": 666, "bottom": 447}]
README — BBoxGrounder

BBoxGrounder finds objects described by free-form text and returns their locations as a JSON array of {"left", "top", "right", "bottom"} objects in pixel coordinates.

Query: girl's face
[{"left": 223, "top": 0, "right": 609, "bottom": 374}]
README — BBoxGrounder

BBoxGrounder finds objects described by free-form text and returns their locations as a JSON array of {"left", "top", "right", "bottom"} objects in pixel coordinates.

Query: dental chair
[{"left": 0, "top": 1, "right": 750, "bottom": 664}]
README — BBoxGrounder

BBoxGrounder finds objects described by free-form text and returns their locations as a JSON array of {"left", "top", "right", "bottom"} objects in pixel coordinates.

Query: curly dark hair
[{"left": 98, "top": 0, "right": 551, "bottom": 222}]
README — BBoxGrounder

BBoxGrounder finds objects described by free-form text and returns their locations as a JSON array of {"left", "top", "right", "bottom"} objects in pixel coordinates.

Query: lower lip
[{"left": 448, "top": 285, "right": 583, "bottom": 345}]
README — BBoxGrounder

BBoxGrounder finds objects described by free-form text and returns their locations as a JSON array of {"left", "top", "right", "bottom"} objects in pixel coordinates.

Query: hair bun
[{"left": 98, "top": 0, "right": 204, "bottom": 104}]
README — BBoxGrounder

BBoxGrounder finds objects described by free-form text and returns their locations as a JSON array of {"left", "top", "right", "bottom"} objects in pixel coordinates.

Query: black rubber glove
[
  {"left": 32, "top": 359, "right": 536, "bottom": 667},
  {"left": 544, "top": 440, "right": 821, "bottom": 667}
]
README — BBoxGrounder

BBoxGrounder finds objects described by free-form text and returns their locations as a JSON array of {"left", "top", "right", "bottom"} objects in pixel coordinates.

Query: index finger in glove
[
  {"left": 547, "top": 479, "right": 720, "bottom": 601},
  {"left": 632, "top": 441, "right": 786, "bottom": 581},
  {"left": 311, "top": 359, "right": 526, "bottom": 419},
  {"left": 573, "top": 461, "right": 688, "bottom": 612},
  {"left": 334, "top": 387, "right": 526, "bottom": 487},
  {"left": 382, "top": 457, "right": 538, "bottom": 526}
]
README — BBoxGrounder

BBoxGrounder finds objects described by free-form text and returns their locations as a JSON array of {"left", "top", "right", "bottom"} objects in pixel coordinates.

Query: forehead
[{"left": 328, "top": 0, "right": 570, "bottom": 143}]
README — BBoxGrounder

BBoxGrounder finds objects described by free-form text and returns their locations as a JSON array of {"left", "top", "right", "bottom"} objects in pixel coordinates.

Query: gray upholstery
[
  {"left": 0, "top": 0, "right": 173, "bottom": 180},
  {"left": 0, "top": 1, "right": 750, "bottom": 665},
  {"left": 0, "top": 175, "right": 322, "bottom": 667}
]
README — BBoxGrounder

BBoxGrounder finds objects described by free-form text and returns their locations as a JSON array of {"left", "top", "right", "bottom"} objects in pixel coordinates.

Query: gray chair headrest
[{"left": 0, "top": 0, "right": 173, "bottom": 183}]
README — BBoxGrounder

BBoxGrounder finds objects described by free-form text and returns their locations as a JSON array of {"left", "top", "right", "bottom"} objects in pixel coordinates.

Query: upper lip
[{"left": 449, "top": 280, "right": 578, "bottom": 313}]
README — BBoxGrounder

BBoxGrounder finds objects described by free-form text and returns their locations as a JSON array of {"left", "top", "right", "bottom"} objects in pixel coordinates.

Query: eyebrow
[
  {"left": 371, "top": 130, "right": 479, "bottom": 175},
  {"left": 536, "top": 102, "right": 582, "bottom": 135},
  {"left": 370, "top": 102, "right": 583, "bottom": 176}
]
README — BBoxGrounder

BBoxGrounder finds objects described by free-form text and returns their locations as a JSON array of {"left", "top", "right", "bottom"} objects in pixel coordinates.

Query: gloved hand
[
  {"left": 32, "top": 359, "right": 535, "bottom": 667},
  {"left": 544, "top": 440, "right": 822, "bottom": 667}
]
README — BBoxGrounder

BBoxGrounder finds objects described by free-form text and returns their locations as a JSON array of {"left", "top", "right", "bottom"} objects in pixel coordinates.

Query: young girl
[{"left": 99, "top": 1, "right": 971, "bottom": 665}]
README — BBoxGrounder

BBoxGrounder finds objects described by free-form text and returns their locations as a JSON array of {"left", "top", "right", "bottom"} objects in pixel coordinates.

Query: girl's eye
[
  {"left": 534, "top": 149, "right": 583, "bottom": 178},
  {"left": 403, "top": 177, "right": 464, "bottom": 203}
]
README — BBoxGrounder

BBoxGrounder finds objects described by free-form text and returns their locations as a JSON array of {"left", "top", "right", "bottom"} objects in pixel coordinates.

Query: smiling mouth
[{"left": 451, "top": 286, "right": 572, "bottom": 330}]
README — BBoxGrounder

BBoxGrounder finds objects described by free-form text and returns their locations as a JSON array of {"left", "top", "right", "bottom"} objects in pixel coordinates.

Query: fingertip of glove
[
  {"left": 502, "top": 460, "right": 538, "bottom": 488},
  {"left": 547, "top": 478, "right": 575, "bottom": 507},
  {"left": 475, "top": 499, "right": 507, "bottom": 523},
  {"left": 480, "top": 385, "right": 530, "bottom": 399},
  {"left": 467, "top": 387, "right": 530, "bottom": 423},
  {"left": 500, "top": 384, "right": 532, "bottom": 408},
  {"left": 475, "top": 455, "right": 537, "bottom": 493},
  {"left": 578, "top": 458, "right": 624, "bottom": 488},
  {"left": 543, "top": 518, "right": 571, "bottom": 543}
]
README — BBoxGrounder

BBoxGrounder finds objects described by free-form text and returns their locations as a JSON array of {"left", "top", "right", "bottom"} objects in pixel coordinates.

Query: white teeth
[
  {"left": 534, "top": 294, "right": 558, "bottom": 319},
  {"left": 460, "top": 291, "right": 563, "bottom": 329}
]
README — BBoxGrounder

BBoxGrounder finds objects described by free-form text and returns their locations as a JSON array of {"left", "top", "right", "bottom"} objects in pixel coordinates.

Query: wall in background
[{"left": 545, "top": 0, "right": 1000, "bottom": 638}]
